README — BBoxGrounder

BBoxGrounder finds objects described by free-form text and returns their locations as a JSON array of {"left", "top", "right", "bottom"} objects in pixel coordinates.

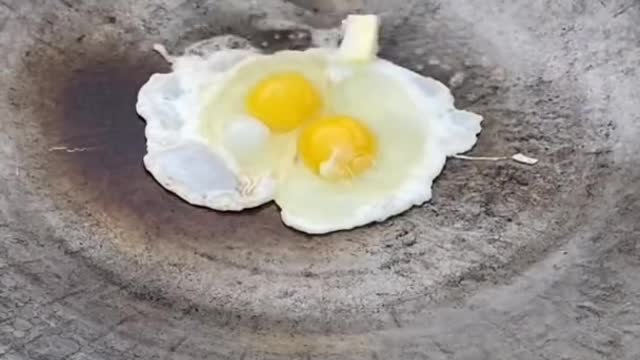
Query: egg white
[
  {"left": 138, "top": 46, "right": 342, "bottom": 211},
  {"left": 137, "top": 41, "right": 482, "bottom": 232},
  {"left": 137, "top": 47, "right": 277, "bottom": 210},
  {"left": 275, "top": 59, "right": 482, "bottom": 234}
]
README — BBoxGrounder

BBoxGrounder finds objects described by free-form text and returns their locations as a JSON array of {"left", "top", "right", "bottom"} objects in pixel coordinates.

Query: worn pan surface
[{"left": 1, "top": 0, "right": 639, "bottom": 358}]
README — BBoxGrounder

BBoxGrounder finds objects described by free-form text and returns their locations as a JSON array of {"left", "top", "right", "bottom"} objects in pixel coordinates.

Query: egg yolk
[
  {"left": 246, "top": 72, "right": 322, "bottom": 133},
  {"left": 298, "top": 116, "right": 377, "bottom": 180}
]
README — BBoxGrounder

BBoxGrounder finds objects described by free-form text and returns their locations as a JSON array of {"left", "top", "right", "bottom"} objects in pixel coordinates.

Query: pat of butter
[{"left": 338, "top": 15, "right": 380, "bottom": 62}]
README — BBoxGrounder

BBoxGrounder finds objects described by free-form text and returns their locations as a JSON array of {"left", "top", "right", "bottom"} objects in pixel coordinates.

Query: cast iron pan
[{"left": 1, "top": 0, "right": 639, "bottom": 358}]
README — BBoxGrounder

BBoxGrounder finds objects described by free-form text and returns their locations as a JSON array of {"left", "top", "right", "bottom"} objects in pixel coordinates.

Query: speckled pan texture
[{"left": 1, "top": 0, "right": 639, "bottom": 359}]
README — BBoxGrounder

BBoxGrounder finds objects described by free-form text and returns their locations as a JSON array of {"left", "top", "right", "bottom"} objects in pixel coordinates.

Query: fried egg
[{"left": 137, "top": 15, "right": 483, "bottom": 233}]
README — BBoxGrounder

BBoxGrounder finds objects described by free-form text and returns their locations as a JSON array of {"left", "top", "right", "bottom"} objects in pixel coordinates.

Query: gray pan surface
[{"left": 1, "top": 0, "right": 639, "bottom": 359}]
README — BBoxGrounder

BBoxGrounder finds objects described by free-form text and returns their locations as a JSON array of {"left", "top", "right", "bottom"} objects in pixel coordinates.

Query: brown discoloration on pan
[{"left": 19, "top": 25, "right": 318, "bottom": 249}]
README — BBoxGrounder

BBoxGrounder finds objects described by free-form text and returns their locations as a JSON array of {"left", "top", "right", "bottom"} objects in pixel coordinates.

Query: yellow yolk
[
  {"left": 246, "top": 72, "right": 322, "bottom": 133},
  {"left": 298, "top": 116, "right": 377, "bottom": 180}
]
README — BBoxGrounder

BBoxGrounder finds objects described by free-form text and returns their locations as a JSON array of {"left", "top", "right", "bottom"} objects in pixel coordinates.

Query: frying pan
[{"left": 2, "top": 0, "right": 639, "bottom": 359}]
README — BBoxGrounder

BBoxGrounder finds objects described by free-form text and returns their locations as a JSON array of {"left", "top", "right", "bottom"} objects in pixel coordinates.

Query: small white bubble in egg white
[
  {"left": 288, "top": 33, "right": 296, "bottom": 40},
  {"left": 427, "top": 57, "right": 440, "bottom": 66},
  {"left": 414, "top": 64, "right": 425, "bottom": 72},
  {"left": 224, "top": 117, "right": 270, "bottom": 158},
  {"left": 261, "top": 41, "right": 269, "bottom": 48},
  {"left": 328, "top": 66, "right": 353, "bottom": 83},
  {"left": 273, "top": 33, "right": 281, "bottom": 40}
]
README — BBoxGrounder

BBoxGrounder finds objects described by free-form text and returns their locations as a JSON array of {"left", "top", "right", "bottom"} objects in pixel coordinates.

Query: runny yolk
[
  {"left": 298, "top": 115, "right": 377, "bottom": 180},
  {"left": 246, "top": 72, "right": 322, "bottom": 133}
]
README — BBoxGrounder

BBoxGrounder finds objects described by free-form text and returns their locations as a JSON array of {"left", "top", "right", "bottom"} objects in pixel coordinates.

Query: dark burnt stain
[{"left": 19, "top": 36, "right": 330, "bottom": 259}]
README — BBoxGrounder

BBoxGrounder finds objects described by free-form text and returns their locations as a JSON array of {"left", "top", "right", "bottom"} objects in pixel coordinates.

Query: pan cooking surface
[{"left": 1, "top": 0, "right": 639, "bottom": 358}]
